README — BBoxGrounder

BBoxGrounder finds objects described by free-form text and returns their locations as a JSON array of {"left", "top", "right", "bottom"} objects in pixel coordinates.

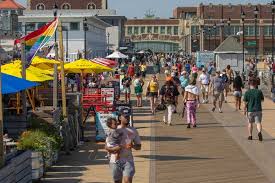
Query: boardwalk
[{"left": 42, "top": 73, "right": 275, "bottom": 183}]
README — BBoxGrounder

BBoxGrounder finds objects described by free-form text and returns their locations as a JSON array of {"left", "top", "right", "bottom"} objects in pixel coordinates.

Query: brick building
[
  {"left": 173, "top": 3, "right": 275, "bottom": 58},
  {"left": 27, "top": 0, "right": 107, "bottom": 10},
  {"left": 125, "top": 18, "right": 182, "bottom": 53}
]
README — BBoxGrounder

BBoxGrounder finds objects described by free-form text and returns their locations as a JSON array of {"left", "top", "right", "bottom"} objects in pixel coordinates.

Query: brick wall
[{"left": 29, "top": 0, "right": 102, "bottom": 10}]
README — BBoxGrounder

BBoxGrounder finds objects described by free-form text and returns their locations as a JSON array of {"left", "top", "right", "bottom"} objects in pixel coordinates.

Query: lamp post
[
  {"left": 254, "top": 6, "right": 259, "bottom": 64},
  {"left": 63, "top": 27, "right": 69, "bottom": 61},
  {"left": 241, "top": 11, "right": 246, "bottom": 74},
  {"left": 220, "top": 19, "right": 224, "bottom": 42},
  {"left": 208, "top": 26, "right": 211, "bottom": 51},
  {"left": 272, "top": 1, "right": 275, "bottom": 64},
  {"left": 53, "top": 3, "right": 58, "bottom": 43},
  {"left": 107, "top": 32, "right": 110, "bottom": 56},
  {"left": 83, "top": 17, "right": 88, "bottom": 59},
  {"left": 213, "top": 23, "right": 217, "bottom": 49},
  {"left": 227, "top": 18, "right": 231, "bottom": 36}
]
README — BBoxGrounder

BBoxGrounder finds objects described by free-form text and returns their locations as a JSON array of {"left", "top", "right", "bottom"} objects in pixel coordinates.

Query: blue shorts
[{"left": 110, "top": 161, "right": 135, "bottom": 181}]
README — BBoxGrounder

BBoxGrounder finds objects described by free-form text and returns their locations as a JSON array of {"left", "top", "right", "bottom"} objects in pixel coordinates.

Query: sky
[{"left": 17, "top": 0, "right": 272, "bottom": 18}]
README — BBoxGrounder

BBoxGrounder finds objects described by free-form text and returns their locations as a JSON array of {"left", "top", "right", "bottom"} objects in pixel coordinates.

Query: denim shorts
[
  {"left": 110, "top": 161, "right": 135, "bottom": 181},
  {"left": 247, "top": 111, "right": 262, "bottom": 123}
]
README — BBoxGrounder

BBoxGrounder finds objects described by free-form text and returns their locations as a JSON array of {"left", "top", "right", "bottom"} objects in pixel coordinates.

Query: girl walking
[{"left": 183, "top": 77, "right": 200, "bottom": 128}]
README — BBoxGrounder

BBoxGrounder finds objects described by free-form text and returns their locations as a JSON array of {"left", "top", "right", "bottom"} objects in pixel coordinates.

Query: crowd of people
[{"left": 104, "top": 52, "right": 266, "bottom": 183}]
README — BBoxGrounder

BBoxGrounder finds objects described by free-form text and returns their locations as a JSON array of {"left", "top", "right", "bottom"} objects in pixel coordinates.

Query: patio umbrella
[
  {"left": 1, "top": 73, "right": 38, "bottom": 94},
  {"left": 106, "top": 51, "right": 128, "bottom": 59},
  {"left": 1, "top": 61, "right": 53, "bottom": 82},
  {"left": 94, "top": 58, "right": 117, "bottom": 66},
  {"left": 63, "top": 59, "right": 113, "bottom": 74},
  {"left": 31, "top": 56, "right": 60, "bottom": 65}
]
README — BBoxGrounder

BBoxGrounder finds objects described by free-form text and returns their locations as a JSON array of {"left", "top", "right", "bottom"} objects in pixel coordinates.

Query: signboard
[
  {"left": 95, "top": 112, "right": 118, "bottom": 141},
  {"left": 109, "top": 81, "right": 120, "bottom": 100},
  {"left": 196, "top": 51, "right": 215, "bottom": 68},
  {"left": 246, "top": 41, "right": 256, "bottom": 46},
  {"left": 101, "top": 87, "right": 115, "bottom": 104}
]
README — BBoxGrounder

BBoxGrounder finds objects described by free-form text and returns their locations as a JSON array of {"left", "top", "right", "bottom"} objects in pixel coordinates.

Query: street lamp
[
  {"left": 83, "top": 17, "right": 88, "bottom": 59},
  {"left": 271, "top": 0, "right": 275, "bottom": 64},
  {"left": 254, "top": 6, "right": 259, "bottom": 64},
  {"left": 220, "top": 19, "right": 224, "bottom": 42},
  {"left": 213, "top": 23, "right": 217, "bottom": 49},
  {"left": 107, "top": 32, "right": 110, "bottom": 56},
  {"left": 208, "top": 26, "right": 211, "bottom": 50},
  {"left": 241, "top": 11, "right": 246, "bottom": 73},
  {"left": 62, "top": 27, "right": 69, "bottom": 61},
  {"left": 227, "top": 18, "right": 231, "bottom": 36}
]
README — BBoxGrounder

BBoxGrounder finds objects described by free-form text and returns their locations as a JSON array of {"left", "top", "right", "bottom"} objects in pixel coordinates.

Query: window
[
  {"left": 264, "top": 26, "right": 274, "bottom": 36},
  {"left": 160, "top": 26, "right": 165, "bottom": 34},
  {"left": 173, "top": 26, "right": 178, "bottom": 35},
  {"left": 62, "top": 3, "right": 71, "bottom": 10},
  {"left": 36, "top": 3, "right": 45, "bottom": 10},
  {"left": 244, "top": 26, "right": 259, "bottom": 36},
  {"left": 25, "top": 23, "right": 35, "bottom": 31},
  {"left": 127, "top": 26, "right": 133, "bottom": 35},
  {"left": 154, "top": 26, "right": 159, "bottom": 34},
  {"left": 134, "top": 27, "right": 139, "bottom": 34},
  {"left": 147, "top": 26, "right": 152, "bottom": 33},
  {"left": 140, "top": 26, "right": 145, "bottom": 34},
  {"left": 17, "top": 22, "right": 22, "bottom": 32},
  {"left": 37, "top": 22, "right": 46, "bottom": 29},
  {"left": 167, "top": 26, "right": 172, "bottom": 34},
  {"left": 70, "top": 22, "right": 80, "bottom": 31},
  {"left": 87, "top": 3, "right": 96, "bottom": 9},
  {"left": 191, "top": 26, "right": 199, "bottom": 35}
]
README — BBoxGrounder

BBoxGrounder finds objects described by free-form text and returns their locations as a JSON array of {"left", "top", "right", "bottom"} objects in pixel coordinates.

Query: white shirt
[{"left": 199, "top": 73, "right": 210, "bottom": 85}]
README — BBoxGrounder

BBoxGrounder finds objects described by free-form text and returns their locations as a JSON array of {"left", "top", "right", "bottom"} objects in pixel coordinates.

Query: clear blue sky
[{"left": 17, "top": 0, "right": 272, "bottom": 18}]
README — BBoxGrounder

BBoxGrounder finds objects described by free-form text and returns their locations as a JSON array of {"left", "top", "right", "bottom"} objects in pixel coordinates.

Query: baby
[{"left": 106, "top": 118, "right": 123, "bottom": 162}]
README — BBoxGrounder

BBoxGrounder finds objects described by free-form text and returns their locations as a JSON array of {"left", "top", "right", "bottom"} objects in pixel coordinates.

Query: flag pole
[
  {"left": 0, "top": 59, "right": 4, "bottom": 168},
  {"left": 58, "top": 21, "right": 67, "bottom": 118},
  {"left": 21, "top": 41, "right": 27, "bottom": 116}
]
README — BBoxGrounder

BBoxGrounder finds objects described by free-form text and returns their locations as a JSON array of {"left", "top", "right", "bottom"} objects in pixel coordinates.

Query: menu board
[
  {"left": 95, "top": 112, "right": 118, "bottom": 142},
  {"left": 101, "top": 87, "right": 115, "bottom": 104}
]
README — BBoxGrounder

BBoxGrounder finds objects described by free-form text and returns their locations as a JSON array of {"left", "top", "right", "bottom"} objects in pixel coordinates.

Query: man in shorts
[
  {"left": 199, "top": 68, "right": 210, "bottom": 103},
  {"left": 210, "top": 71, "right": 225, "bottom": 113},
  {"left": 105, "top": 111, "right": 141, "bottom": 183},
  {"left": 243, "top": 78, "right": 264, "bottom": 141}
]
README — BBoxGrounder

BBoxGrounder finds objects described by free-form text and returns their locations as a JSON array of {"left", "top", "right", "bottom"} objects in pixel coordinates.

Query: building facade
[
  {"left": 173, "top": 3, "right": 275, "bottom": 58},
  {"left": 27, "top": 0, "right": 107, "bottom": 10},
  {"left": 125, "top": 18, "right": 183, "bottom": 53}
]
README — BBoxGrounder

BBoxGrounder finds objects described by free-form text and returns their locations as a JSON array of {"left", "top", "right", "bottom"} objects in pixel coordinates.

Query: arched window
[
  {"left": 62, "top": 3, "right": 71, "bottom": 10},
  {"left": 87, "top": 3, "right": 96, "bottom": 9},
  {"left": 36, "top": 3, "right": 45, "bottom": 10}
]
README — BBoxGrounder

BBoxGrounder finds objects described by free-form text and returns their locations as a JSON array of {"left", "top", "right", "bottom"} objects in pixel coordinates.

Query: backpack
[
  {"left": 163, "top": 85, "right": 175, "bottom": 104},
  {"left": 222, "top": 74, "right": 229, "bottom": 83}
]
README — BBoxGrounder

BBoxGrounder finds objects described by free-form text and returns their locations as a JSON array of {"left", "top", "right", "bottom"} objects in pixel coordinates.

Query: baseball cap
[{"left": 117, "top": 106, "right": 131, "bottom": 117}]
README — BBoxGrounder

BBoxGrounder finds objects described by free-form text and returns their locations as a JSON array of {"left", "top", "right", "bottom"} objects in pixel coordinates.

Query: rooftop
[{"left": 0, "top": 0, "right": 25, "bottom": 10}]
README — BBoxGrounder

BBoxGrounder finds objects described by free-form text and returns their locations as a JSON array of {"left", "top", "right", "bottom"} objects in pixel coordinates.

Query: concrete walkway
[{"left": 41, "top": 73, "right": 275, "bottom": 183}]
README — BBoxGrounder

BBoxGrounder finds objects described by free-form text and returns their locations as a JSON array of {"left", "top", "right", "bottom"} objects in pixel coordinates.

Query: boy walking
[{"left": 243, "top": 78, "right": 264, "bottom": 141}]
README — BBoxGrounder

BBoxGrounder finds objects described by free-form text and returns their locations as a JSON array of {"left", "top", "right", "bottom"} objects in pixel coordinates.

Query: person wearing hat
[
  {"left": 199, "top": 68, "right": 210, "bottom": 103},
  {"left": 210, "top": 70, "right": 226, "bottom": 113},
  {"left": 160, "top": 80, "right": 180, "bottom": 126},
  {"left": 183, "top": 76, "right": 200, "bottom": 128},
  {"left": 105, "top": 110, "right": 141, "bottom": 183},
  {"left": 179, "top": 71, "right": 189, "bottom": 96}
]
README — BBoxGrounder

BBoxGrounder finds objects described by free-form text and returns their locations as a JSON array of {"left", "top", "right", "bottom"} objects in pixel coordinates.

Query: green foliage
[{"left": 17, "top": 117, "right": 63, "bottom": 167}]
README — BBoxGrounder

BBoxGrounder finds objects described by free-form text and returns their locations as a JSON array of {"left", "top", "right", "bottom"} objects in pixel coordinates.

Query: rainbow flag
[{"left": 15, "top": 18, "right": 58, "bottom": 67}]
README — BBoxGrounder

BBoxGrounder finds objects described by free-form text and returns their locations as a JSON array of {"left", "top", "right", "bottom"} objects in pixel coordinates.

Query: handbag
[{"left": 156, "top": 103, "right": 167, "bottom": 111}]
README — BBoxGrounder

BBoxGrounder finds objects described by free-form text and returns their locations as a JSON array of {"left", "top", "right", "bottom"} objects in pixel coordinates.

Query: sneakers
[
  {"left": 218, "top": 108, "right": 223, "bottom": 113},
  {"left": 212, "top": 107, "right": 216, "bottom": 112},
  {"left": 258, "top": 132, "right": 263, "bottom": 141},
  {"left": 248, "top": 136, "right": 252, "bottom": 140},
  {"left": 202, "top": 100, "right": 205, "bottom": 104},
  {"left": 168, "top": 123, "right": 172, "bottom": 126},
  {"left": 187, "top": 124, "right": 191, "bottom": 128},
  {"left": 193, "top": 124, "right": 197, "bottom": 128}
]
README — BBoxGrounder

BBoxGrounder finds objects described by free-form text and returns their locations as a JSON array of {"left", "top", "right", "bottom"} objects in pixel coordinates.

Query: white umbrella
[{"left": 106, "top": 51, "right": 128, "bottom": 59}]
